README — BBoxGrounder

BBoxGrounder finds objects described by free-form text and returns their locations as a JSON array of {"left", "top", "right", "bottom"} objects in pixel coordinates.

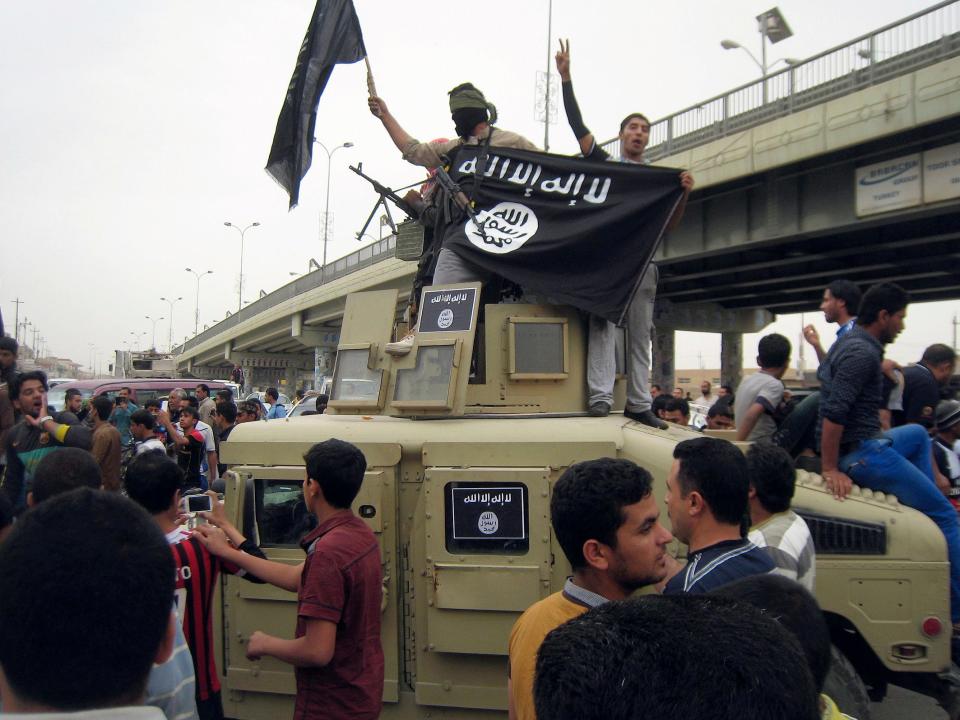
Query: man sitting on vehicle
[
  {"left": 735, "top": 334, "right": 791, "bottom": 443},
  {"left": 892, "top": 343, "right": 957, "bottom": 430},
  {"left": 816, "top": 282, "right": 960, "bottom": 632}
]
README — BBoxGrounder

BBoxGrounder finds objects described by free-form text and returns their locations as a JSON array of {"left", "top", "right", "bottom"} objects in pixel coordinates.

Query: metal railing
[
  {"left": 601, "top": 0, "right": 960, "bottom": 161},
  {"left": 175, "top": 234, "right": 397, "bottom": 355}
]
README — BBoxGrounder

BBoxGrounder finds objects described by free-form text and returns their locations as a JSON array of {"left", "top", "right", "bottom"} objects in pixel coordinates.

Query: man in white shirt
[{"left": 746, "top": 443, "right": 816, "bottom": 591}]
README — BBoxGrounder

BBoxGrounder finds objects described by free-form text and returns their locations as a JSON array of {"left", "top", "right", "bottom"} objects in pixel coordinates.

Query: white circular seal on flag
[
  {"left": 465, "top": 202, "right": 538, "bottom": 255},
  {"left": 437, "top": 308, "right": 454, "bottom": 329},
  {"left": 478, "top": 511, "right": 499, "bottom": 535}
]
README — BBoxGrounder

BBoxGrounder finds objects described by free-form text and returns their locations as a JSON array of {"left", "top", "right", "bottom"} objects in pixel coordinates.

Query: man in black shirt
[
  {"left": 893, "top": 344, "right": 956, "bottom": 429},
  {"left": 817, "top": 283, "right": 960, "bottom": 629}
]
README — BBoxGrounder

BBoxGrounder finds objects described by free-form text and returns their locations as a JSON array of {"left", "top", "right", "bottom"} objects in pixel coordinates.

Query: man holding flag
[
  {"left": 368, "top": 84, "right": 539, "bottom": 354},
  {"left": 556, "top": 39, "right": 694, "bottom": 428}
]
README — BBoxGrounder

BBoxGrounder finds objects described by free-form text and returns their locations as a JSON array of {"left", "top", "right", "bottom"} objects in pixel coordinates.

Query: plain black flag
[
  {"left": 265, "top": 0, "right": 366, "bottom": 209},
  {"left": 440, "top": 146, "right": 684, "bottom": 325}
]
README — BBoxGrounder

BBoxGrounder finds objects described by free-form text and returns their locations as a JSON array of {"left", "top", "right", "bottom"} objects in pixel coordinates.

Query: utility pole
[
  {"left": 10, "top": 298, "right": 24, "bottom": 341},
  {"left": 543, "top": 0, "right": 553, "bottom": 151}
]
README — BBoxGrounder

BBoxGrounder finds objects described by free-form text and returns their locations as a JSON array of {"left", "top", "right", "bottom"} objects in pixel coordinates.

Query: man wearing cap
[
  {"left": 369, "top": 83, "right": 538, "bottom": 354},
  {"left": 934, "top": 400, "right": 960, "bottom": 506}
]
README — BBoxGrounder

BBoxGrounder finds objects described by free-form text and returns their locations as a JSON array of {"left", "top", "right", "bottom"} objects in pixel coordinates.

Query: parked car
[{"left": 46, "top": 378, "right": 234, "bottom": 413}]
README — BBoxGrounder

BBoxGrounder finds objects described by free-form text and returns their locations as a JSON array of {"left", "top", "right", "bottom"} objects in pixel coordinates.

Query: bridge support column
[
  {"left": 652, "top": 327, "right": 675, "bottom": 393},
  {"left": 721, "top": 332, "right": 743, "bottom": 391}
]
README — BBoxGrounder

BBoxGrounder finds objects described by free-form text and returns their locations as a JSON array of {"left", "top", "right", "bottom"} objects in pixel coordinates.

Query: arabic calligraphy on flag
[{"left": 441, "top": 146, "right": 683, "bottom": 325}]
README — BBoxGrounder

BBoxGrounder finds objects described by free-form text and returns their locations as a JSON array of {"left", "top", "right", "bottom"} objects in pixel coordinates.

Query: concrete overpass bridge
[{"left": 176, "top": 1, "right": 960, "bottom": 391}]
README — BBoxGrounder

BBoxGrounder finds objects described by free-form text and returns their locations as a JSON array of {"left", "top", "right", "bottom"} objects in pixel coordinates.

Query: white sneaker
[{"left": 386, "top": 332, "right": 416, "bottom": 356}]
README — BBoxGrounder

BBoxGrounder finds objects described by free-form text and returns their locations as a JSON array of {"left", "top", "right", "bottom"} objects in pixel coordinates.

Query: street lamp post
[
  {"left": 159, "top": 297, "right": 183, "bottom": 353},
  {"left": 312, "top": 139, "right": 354, "bottom": 280},
  {"left": 720, "top": 7, "right": 794, "bottom": 104},
  {"left": 145, "top": 315, "right": 165, "bottom": 351},
  {"left": 130, "top": 331, "right": 148, "bottom": 351},
  {"left": 185, "top": 268, "right": 214, "bottom": 336},
  {"left": 224, "top": 221, "right": 261, "bottom": 312}
]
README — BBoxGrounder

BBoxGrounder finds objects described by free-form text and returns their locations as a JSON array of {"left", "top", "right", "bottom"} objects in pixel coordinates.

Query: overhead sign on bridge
[{"left": 856, "top": 143, "right": 960, "bottom": 217}]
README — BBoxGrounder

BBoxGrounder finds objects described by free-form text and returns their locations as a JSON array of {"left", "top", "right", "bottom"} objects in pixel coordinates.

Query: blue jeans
[{"left": 840, "top": 424, "right": 960, "bottom": 622}]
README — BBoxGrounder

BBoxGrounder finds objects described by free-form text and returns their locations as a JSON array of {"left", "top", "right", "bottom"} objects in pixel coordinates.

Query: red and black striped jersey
[{"left": 166, "top": 526, "right": 242, "bottom": 701}]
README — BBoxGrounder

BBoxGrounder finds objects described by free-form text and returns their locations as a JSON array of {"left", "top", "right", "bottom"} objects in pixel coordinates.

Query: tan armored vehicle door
[{"left": 218, "top": 449, "right": 402, "bottom": 719}]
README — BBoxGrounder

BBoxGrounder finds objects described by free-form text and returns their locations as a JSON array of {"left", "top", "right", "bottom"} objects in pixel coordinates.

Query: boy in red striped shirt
[{"left": 126, "top": 451, "right": 265, "bottom": 720}]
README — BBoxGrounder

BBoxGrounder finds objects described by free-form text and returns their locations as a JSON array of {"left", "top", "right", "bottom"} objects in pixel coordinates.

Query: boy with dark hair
[
  {"left": 509, "top": 458, "right": 673, "bottom": 720},
  {"left": 745, "top": 443, "right": 815, "bottom": 590},
  {"left": 1, "top": 370, "right": 92, "bottom": 512},
  {"left": 664, "top": 437, "right": 774, "bottom": 594},
  {"left": 159, "top": 405, "right": 206, "bottom": 490},
  {"left": 0, "top": 488, "right": 176, "bottom": 715},
  {"left": 706, "top": 401, "right": 735, "bottom": 430},
  {"left": 131, "top": 408, "right": 166, "bottom": 455},
  {"left": 194, "top": 438, "right": 384, "bottom": 720},
  {"left": 91, "top": 394, "right": 122, "bottom": 491},
  {"left": 662, "top": 396, "right": 690, "bottom": 426},
  {"left": 711, "top": 575, "right": 850, "bottom": 718},
  {"left": 29, "top": 446, "right": 101, "bottom": 505},
  {"left": 125, "top": 452, "right": 264, "bottom": 720},
  {"left": 893, "top": 343, "right": 958, "bottom": 429},
  {"left": 735, "top": 333, "right": 791, "bottom": 442},
  {"left": 534, "top": 594, "right": 819, "bottom": 720}
]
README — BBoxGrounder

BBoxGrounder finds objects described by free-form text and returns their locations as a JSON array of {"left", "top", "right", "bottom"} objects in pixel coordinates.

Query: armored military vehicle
[{"left": 216, "top": 285, "right": 960, "bottom": 719}]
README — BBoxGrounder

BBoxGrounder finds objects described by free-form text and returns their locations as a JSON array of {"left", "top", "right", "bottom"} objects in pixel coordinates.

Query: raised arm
[
  {"left": 193, "top": 523, "right": 302, "bottom": 592},
  {"left": 368, "top": 95, "right": 454, "bottom": 169},
  {"left": 556, "top": 39, "right": 603, "bottom": 159}
]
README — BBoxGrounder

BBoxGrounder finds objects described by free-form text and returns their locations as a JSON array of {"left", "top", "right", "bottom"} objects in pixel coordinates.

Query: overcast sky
[{"left": 1, "top": 0, "right": 955, "bottom": 375}]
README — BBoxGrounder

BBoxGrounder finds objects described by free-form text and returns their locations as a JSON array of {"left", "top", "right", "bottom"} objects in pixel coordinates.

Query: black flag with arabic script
[
  {"left": 265, "top": 0, "right": 367, "bottom": 209},
  {"left": 440, "top": 146, "right": 684, "bottom": 326}
]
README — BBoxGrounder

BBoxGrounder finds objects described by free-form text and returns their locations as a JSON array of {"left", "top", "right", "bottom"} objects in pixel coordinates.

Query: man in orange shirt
[{"left": 507, "top": 458, "right": 673, "bottom": 720}]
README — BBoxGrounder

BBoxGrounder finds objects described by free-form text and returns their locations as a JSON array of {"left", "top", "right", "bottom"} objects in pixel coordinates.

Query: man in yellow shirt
[{"left": 507, "top": 458, "right": 673, "bottom": 720}]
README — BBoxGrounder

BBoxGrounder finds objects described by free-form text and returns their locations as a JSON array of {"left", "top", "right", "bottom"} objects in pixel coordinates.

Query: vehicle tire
[{"left": 822, "top": 645, "right": 872, "bottom": 720}]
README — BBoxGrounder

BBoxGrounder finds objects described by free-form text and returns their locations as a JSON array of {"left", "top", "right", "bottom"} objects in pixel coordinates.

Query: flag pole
[{"left": 364, "top": 57, "right": 377, "bottom": 97}]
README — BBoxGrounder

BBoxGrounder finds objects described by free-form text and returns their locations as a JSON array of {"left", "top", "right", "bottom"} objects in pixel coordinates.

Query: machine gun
[{"left": 349, "top": 163, "right": 421, "bottom": 241}]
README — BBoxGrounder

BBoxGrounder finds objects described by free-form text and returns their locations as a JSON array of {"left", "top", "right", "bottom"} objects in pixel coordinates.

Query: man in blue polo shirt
[{"left": 664, "top": 436, "right": 774, "bottom": 594}]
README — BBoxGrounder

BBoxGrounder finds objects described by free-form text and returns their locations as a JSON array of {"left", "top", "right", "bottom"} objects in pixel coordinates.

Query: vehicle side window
[{"left": 254, "top": 480, "right": 317, "bottom": 547}]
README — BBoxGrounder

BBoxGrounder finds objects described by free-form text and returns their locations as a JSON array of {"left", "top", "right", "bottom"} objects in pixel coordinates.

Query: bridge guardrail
[{"left": 601, "top": 0, "right": 960, "bottom": 161}]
